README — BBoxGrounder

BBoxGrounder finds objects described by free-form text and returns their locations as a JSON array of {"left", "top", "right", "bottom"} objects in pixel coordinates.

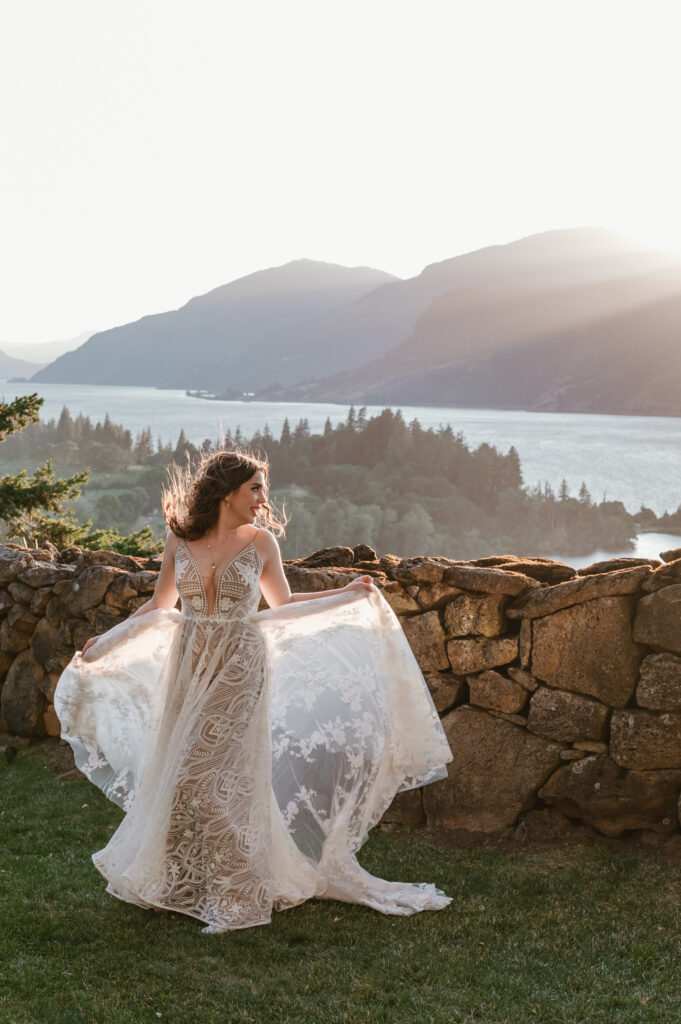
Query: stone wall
[{"left": 2, "top": 540, "right": 681, "bottom": 838}]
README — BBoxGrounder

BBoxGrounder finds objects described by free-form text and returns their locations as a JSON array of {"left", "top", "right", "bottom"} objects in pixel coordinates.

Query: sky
[{"left": 3, "top": 0, "right": 681, "bottom": 344}]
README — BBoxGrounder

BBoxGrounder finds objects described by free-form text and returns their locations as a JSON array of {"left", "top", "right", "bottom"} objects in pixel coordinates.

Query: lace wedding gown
[{"left": 54, "top": 540, "right": 453, "bottom": 933}]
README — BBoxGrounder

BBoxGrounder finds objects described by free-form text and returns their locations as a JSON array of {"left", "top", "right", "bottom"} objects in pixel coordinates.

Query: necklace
[{"left": 204, "top": 528, "right": 239, "bottom": 570}]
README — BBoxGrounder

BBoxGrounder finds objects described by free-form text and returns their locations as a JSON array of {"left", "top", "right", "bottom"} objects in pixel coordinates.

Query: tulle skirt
[{"left": 54, "top": 590, "right": 453, "bottom": 932}]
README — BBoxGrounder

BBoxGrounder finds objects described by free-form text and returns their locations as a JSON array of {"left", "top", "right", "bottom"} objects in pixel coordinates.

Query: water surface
[{"left": 3, "top": 381, "right": 681, "bottom": 517}]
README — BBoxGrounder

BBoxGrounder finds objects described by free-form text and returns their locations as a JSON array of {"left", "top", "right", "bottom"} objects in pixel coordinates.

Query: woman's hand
[
  {"left": 80, "top": 634, "right": 101, "bottom": 656},
  {"left": 343, "top": 574, "right": 375, "bottom": 596}
]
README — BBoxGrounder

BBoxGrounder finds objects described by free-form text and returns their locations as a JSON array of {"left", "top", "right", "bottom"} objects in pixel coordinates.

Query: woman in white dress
[{"left": 55, "top": 449, "right": 453, "bottom": 933}]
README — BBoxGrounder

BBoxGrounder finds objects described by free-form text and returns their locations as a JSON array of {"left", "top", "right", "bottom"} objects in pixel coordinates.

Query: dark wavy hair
[{"left": 162, "top": 447, "right": 285, "bottom": 540}]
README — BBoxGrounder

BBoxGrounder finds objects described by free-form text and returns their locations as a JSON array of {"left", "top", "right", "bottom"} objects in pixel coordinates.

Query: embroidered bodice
[{"left": 174, "top": 539, "right": 262, "bottom": 619}]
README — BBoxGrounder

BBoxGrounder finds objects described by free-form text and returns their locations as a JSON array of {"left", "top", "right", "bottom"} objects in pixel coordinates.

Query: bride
[{"left": 55, "top": 449, "right": 453, "bottom": 933}]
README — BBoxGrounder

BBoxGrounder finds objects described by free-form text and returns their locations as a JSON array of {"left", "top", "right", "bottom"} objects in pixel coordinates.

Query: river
[{"left": 3, "top": 381, "right": 681, "bottom": 562}]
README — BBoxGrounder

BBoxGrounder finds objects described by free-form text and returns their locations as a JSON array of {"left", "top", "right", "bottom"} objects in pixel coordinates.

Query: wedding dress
[{"left": 54, "top": 540, "right": 453, "bottom": 933}]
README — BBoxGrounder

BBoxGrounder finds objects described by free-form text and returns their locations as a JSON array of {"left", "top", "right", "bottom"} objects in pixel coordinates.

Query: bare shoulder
[{"left": 252, "top": 527, "right": 280, "bottom": 562}]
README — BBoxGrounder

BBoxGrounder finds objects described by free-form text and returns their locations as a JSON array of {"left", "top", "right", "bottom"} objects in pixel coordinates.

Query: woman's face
[{"left": 227, "top": 469, "right": 267, "bottom": 525}]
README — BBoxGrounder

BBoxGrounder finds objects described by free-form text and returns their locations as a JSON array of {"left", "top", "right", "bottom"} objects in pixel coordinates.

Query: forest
[{"left": 0, "top": 403, "right": 661, "bottom": 561}]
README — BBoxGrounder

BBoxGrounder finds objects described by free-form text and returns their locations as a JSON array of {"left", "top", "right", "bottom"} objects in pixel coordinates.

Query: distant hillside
[
  {"left": 32, "top": 262, "right": 398, "bottom": 390},
  {"left": 271, "top": 229, "right": 681, "bottom": 415},
  {"left": 3, "top": 331, "right": 94, "bottom": 367},
  {"left": 30, "top": 229, "right": 681, "bottom": 414},
  {"left": 285, "top": 279, "right": 681, "bottom": 415},
  {"left": 0, "top": 349, "right": 45, "bottom": 381}
]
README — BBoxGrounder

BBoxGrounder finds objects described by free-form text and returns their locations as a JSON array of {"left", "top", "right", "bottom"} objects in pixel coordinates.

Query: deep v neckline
[{"left": 180, "top": 538, "right": 257, "bottom": 615}]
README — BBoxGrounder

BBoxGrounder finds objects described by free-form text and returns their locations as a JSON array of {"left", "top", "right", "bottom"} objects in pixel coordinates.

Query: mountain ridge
[
  {"left": 32, "top": 261, "right": 399, "bottom": 390},
  {"left": 0, "top": 349, "right": 45, "bottom": 381},
  {"left": 28, "top": 228, "right": 681, "bottom": 416},
  {"left": 277, "top": 276, "right": 681, "bottom": 415},
  {"left": 3, "top": 331, "right": 94, "bottom": 368}
]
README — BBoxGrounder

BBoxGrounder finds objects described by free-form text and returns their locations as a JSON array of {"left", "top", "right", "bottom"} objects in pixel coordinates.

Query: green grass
[{"left": 2, "top": 747, "right": 681, "bottom": 1024}]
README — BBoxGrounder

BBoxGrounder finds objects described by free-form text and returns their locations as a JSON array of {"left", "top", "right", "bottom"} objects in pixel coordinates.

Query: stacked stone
[
  {"left": 0, "top": 544, "right": 159, "bottom": 737},
  {"left": 2, "top": 540, "right": 681, "bottom": 842},
  {"left": 382, "top": 552, "right": 681, "bottom": 839}
]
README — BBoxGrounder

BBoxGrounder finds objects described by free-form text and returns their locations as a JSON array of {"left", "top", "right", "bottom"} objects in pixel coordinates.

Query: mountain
[
  {"left": 269, "top": 229, "right": 681, "bottom": 415},
  {"left": 0, "top": 349, "right": 45, "bottom": 381},
  {"left": 264, "top": 228, "right": 677, "bottom": 401},
  {"left": 31, "top": 263, "right": 398, "bottom": 390},
  {"left": 30, "top": 229, "right": 681, "bottom": 414},
  {"left": 3, "top": 331, "right": 94, "bottom": 367},
  {"left": 284, "top": 277, "right": 681, "bottom": 414}
]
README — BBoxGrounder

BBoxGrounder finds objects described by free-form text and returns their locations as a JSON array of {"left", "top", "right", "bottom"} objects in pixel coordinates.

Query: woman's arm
[
  {"left": 256, "top": 530, "right": 374, "bottom": 609},
  {"left": 81, "top": 531, "right": 180, "bottom": 653},
  {"left": 129, "top": 530, "right": 180, "bottom": 617}
]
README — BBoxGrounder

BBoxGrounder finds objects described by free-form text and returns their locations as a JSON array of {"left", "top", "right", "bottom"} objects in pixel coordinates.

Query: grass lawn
[{"left": 2, "top": 745, "right": 681, "bottom": 1024}]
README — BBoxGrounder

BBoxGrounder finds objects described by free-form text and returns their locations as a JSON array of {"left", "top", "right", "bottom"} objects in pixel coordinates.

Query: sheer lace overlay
[{"left": 55, "top": 542, "right": 453, "bottom": 933}]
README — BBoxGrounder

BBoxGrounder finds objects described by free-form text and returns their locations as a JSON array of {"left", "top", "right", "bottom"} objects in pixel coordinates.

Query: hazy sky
[{"left": 3, "top": 0, "right": 681, "bottom": 344}]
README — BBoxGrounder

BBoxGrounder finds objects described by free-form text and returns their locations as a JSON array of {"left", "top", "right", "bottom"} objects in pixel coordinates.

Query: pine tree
[
  {"left": 173, "top": 428, "right": 196, "bottom": 462},
  {"left": 293, "top": 418, "right": 310, "bottom": 443},
  {"left": 101, "top": 413, "right": 118, "bottom": 445},
  {"left": 133, "top": 426, "right": 154, "bottom": 461},
  {"left": 74, "top": 413, "right": 94, "bottom": 441},
  {"left": 56, "top": 406, "right": 75, "bottom": 441},
  {"left": 0, "top": 393, "right": 42, "bottom": 441},
  {"left": 505, "top": 446, "right": 523, "bottom": 490},
  {"left": 0, "top": 394, "right": 90, "bottom": 545}
]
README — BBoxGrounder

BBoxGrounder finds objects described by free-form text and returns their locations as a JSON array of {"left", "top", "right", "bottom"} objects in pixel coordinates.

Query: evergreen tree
[
  {"left": 74, "top": 413, "right": 93, "bottom": 440},
  {"left": 505, "top": 446, "right": 523, "bottom": 490},
  {"left": 293, "top": 418, "right": 310, "bottom": 443},
  {"left": 56, "top": 406, "right": 75, "bottom": 441},
  {"left": 101, "top": 413, "right": 118, "bottom": 445},
  {"left": 0, "top": 394, "right": 90, "bottom": 546},
  {"left": 0, "top": 393, "right": 42, "bottom": 440},
  {"left": 173, "top": 428, "right": 196, "bottom": 462},
  {"left": 134, "top": 426, "right": 155, "bottom": 461},
  {"left": 578, "top": 482, "right": 592, "bottom": 505}
]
